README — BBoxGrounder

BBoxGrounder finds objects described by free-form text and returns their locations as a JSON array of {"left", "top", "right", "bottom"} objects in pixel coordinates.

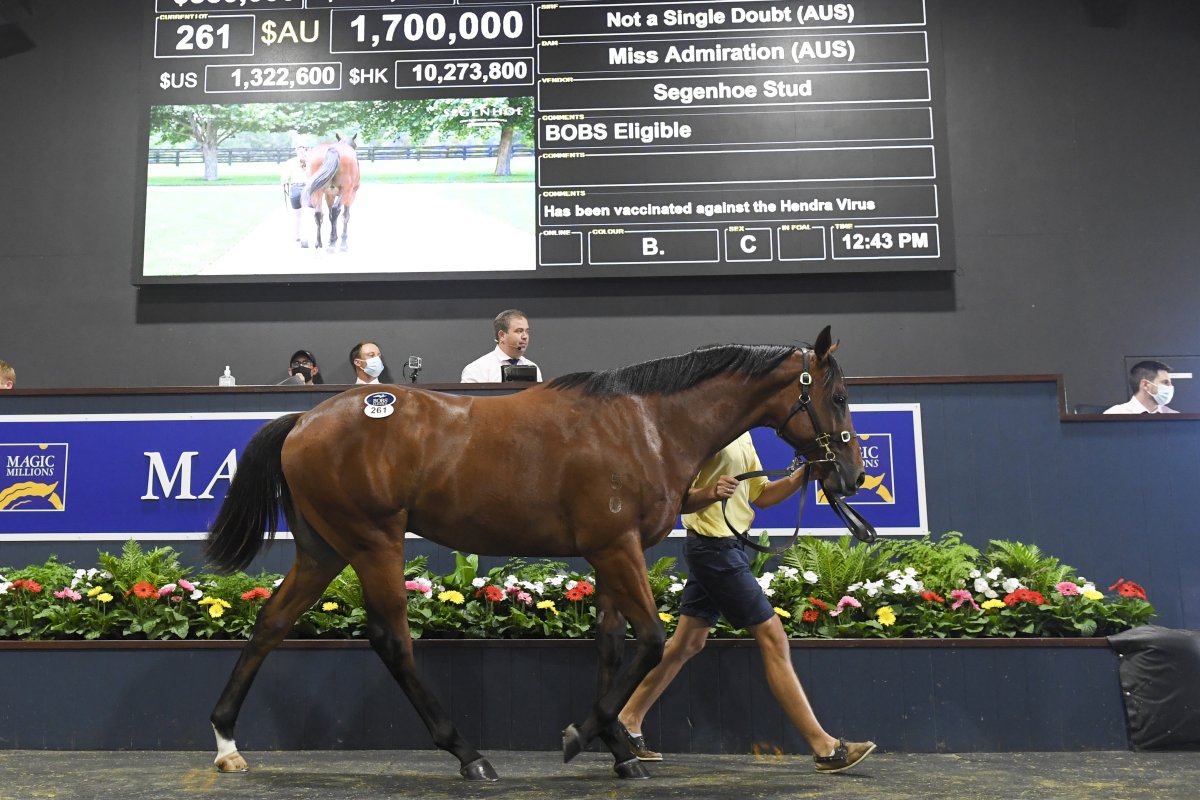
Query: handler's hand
[{"left": 711, "top": 474, "right": 740, "bottom": 501}]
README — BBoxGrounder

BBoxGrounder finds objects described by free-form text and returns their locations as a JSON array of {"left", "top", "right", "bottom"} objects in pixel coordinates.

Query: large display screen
[{"left": 136, "top": 0, "right": 953, "bottom": 283}]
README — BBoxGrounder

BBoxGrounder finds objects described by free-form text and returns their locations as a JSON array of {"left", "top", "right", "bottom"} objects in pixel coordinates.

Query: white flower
[
  {"left": 1081, "top": 582, "right": 1096, "bottom": 594},
  {"left": 968, "top": 569, "right": 981, "bottom": 579},
  {"left": 983, "top": 588, "right": 998, "bottom": 599},
  {"left": 504, "top": 574, "right": 519, "bottom": 588},
  {"left": 904, "top": 567, "right": 917, "bottom": 576},
  {"left": 273, "top": 577, "right": 285, "bottom": 587},
  {"left": 847, "top": 582, "right": 863, "bottom": 592},
  {"left": 190, "top": 589, "right": 204, "bottom": 600},
  {"left": 802, "top": 570, "right": 819, "bottom": 583},
  {"left": 973, "top": 577, "right": 990, "bottom": 594},
  {"left": 548, "top": 575, "right": 566, "bottom": 587},
  {"left": 668, "top": 582, "right": 684, "bottom": 593},
  {"left": 762, "top": 587, "right": 775, "bottom": 597},
  {"left": 864, "top": 579, "right": 884, "bottom": 597},
  {"left": 471, "top": 577, "right": 487, "bottom": 588},
  {"left": 0, "top": 581, "right": 11, "bottom": 595},
  {"left": 757, "top": 572, "right": 774, "bottom": 590},
  {"left": 891, "top": 581, "right": 907, "bottom": 593},
  {"left": 1001, "top": 578, "right": 1021, "bottom": 593},
  {"left": 566, "top": 579, "right": 578, "bottom": 591},
  {"left": 986, "top": 567, "right": 1002, "bottom": 580},
  {"left": 886, "top": 569, "right": 901, "bottom": 580}
]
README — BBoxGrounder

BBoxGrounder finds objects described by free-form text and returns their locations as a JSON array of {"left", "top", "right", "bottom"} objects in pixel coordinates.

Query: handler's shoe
[
  {"left": 620, "top": 724, "right": 662, "bottom": 762},
  {"left": 813, "top": 739, "right": 875, "bottom": 773}
]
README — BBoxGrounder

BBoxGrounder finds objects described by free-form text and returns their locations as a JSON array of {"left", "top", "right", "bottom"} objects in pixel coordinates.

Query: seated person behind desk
[
  {"left": 1105, "top": 360, "right": 1178, "bottom": 414},
  {"left": 0, "top": 359, "right": 13, "bottom": 390},
  {"left": 350, "top": 341, "right": 386, "bottom": 385},
  {"left": 285, "top": 349, "right": 324, "bottom": 385},
  {"left": 460, "top": 309, "right": 542, "bottom": 383}
]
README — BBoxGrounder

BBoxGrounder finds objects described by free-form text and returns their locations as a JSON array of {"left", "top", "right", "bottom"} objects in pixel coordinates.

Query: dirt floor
[{"left": 2, "top": 749, "right": 1199, "bottom": 800}]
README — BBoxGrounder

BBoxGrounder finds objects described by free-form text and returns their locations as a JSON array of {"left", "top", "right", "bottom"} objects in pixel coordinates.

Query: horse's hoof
[
  {"left": 562, "top": 724, "right": 585, "bottom": 763},
  {"left": 215, "top": 752, "right": 248, "bottom": 773},
  {"left": 614, "top": 758, "right": 651, "bottom": 780},
  {"left": 299, "top": 241, "right": 309, "bottom": 249},
  {"left": 460, "top": 758, "right": 499, "bottom": 782}
]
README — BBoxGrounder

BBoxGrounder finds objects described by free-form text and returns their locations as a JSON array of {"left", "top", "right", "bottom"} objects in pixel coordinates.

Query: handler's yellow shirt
[{"left": 682, "top": 432, "right": 770, "bottom": 538}]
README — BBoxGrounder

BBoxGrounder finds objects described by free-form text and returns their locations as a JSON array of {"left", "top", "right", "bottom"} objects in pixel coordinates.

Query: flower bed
[{"left": 0, "top": 533, "right": 1154, "bottom": 641}]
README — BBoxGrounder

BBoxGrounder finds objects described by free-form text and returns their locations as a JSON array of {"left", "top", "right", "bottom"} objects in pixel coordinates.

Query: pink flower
[
  {"left": 949, "top": 589, "right": 980, "bottom": 610},
  {"left": 1055, "top": 581, "right": 1081, "bottom": 597},
  {"left": 177, "top": 578, "right": 195, "bottom": 592},
  {"left": 828, "top": 596, "right": 861, "bottom": 618},
  {"left": 54, "top": 587, "right": 82, "bottom": 601},
  {"left": 516, "top": 591, "right": 533, "bottom": 606},
  {"left": 158, "top": 583, "right": 177, "bottom": 596}
]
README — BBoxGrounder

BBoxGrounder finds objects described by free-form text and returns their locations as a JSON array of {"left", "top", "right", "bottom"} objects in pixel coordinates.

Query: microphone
[{"left": 406, "top": 355, "right": 422, "bottom": 384}]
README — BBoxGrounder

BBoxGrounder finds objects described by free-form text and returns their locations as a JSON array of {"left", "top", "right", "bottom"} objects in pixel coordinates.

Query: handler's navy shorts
[
  {"left": 288, "top": 183, "right": 304, "bottom": 210},
  {"left": 678, "top": 531, "right": 775, "bottom": 630}
]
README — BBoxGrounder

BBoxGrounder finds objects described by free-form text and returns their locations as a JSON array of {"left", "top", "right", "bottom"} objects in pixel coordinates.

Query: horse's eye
[{"left": 833, "top": 394, "right": 847, "bottom": 406}]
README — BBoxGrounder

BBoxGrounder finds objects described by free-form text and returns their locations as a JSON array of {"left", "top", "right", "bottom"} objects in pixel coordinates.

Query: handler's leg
[
  {"left": 749, "top": 614, "right": 839, "bottom": 754},
  {"left": 618, "top": 613, "right": 710, "bottom": 736},
  {"left": 749, "top": 614, "right": 875, "bottom": 772}
]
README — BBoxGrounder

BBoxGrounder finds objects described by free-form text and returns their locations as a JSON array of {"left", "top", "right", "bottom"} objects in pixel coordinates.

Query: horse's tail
[
  {"left": 205, "top": 413, "right": 302, "bottom": 573},
  {"left": 302, "top": 146, "right": 340, "bottom": 207}
]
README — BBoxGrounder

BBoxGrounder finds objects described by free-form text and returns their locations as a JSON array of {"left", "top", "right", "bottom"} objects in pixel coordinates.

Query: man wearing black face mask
[{"left": 287, "top": 350, "right": 323, "bottom": 385}]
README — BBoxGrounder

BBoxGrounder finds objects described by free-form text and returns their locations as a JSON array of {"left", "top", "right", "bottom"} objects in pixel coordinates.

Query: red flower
[
  {"left": 1002, "top": 588, "right": 1046, "bottom": 606},
  {"left": 476, "top": 585, "right": 505, "bottom": 602},
  {"left": 1110, "top": 579, "right": 1148, "bottom": 600},
  {"left": 920, "top": 590, "right": 946, "bottom": 604},
  {"left": 802, "top": 609, "right": 820, "bottom": 623},
  {"left": 128, "top": 581, "right": 158, "bottom": 599},
  {"left": 11, "top": 579, "right": 42, "bottom": 593},
  {"left": 808, "top": 597, "right": 830, "bottom": 611},
  {"left": 575, "top": 580, "right": 595, "bottom": 597},
  {"left": 241, "top": 587, "right": 272, "bottom": 602},
  {"left": 565, "top": 587, "right": 584, "bottom": 602}
]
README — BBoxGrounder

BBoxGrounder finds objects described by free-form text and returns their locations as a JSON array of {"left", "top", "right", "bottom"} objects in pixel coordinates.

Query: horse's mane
[{"left": 546, "top": 343, "right": 839, "bottom": 397}]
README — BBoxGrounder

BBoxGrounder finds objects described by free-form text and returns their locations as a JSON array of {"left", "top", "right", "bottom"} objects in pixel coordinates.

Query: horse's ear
[
  {"left": 335, "top": 132, "right": 343, "bottom": 141},
  {"left": 814, "top": 326, "right": 838, "bottom": 360}
]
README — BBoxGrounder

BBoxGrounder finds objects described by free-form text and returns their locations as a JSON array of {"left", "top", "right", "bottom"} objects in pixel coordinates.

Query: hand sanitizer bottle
[{"left": 219, "top": 366, "right": 236, "bottom": 387}]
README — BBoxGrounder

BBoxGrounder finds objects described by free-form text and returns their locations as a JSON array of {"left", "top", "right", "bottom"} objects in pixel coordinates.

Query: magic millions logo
[
  {"left": 818, "top": 433, "right": 894, "bottom": 505},
  {"left": 0, "top": 443, "right": 69, "bottom": 511}
]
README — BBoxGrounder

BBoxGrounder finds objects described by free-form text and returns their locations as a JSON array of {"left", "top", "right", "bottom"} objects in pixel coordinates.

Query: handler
[{"left": 617, "top": 431, "right": 876, "bottom": 773}]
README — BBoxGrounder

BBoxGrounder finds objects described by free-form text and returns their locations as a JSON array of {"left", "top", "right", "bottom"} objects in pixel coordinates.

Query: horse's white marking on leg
[{"left": 213, "top": 724, "right": 243, "bottom": 767}]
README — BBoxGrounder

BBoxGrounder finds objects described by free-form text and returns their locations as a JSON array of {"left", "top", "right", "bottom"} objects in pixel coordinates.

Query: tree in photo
[{"left": 150, "top": 104, "right": 302, "bottom": 181}]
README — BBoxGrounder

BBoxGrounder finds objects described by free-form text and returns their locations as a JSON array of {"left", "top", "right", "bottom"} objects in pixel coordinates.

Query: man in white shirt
[
  {"left": 350, "top": 341, "right": 386, "bottom": 385},
  {"left": 1105, "top": 360, "right": 1179, "bottom": 414},
  {"left": 460, "top": 309, "right": 542, "bottom": 383}
]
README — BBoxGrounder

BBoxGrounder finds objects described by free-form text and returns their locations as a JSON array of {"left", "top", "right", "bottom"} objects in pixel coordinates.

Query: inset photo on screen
[{"left": 141, "top": 97, "right": 534, "bottom": 280}]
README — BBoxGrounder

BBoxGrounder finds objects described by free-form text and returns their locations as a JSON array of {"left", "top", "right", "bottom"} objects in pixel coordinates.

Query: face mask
[
  {"left": 1149, "top": 382, "right": 1174, "bottom": 406},
  {"left": 362, "top": 356, "right": 384, "bottom": 378},
  {"left": 292, "top": 365, "right": 312, "bottom": 382}
]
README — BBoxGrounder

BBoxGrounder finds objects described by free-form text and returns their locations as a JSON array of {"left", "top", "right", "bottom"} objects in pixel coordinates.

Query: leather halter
[{"left": 719, "top": 349, "right": 878, "bottom": 554}]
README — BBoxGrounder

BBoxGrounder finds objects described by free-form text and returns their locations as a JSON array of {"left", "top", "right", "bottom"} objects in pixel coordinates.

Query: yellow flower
[
  {"left": 658, "top": 612, "right": 675, "bottom": 623},
  {"left": 773, "top": 607, "right": 791, "bottom": 619},
  {"left": 1083, "top": 589, "right": 1104, "bottom": 601},
  {"left": 537, "top": 599, "right": 558, "bottom": 615},
  {"left": 438, "top": 590, "right": 464, "bottom": 605},
  {"left": 322, "top": 601, "right": 339, "bottom": 612},
  {"left": 199, "top": 597, "right": 231, "bottom": 609},
  {"left": 208, "top": 604, "right": 225, "bottom": 618},
  {"left": 87, "top": 585, "right": 104, "bottom": 598},
  {"left": 982, "top": 599, "right": 1006, "bottom": 610},
  {"left": 97, "top": 593, "right": 113, "bottom": 604},
  {"left": 875, "top": 606, "right": 896, "bottom": 626}
]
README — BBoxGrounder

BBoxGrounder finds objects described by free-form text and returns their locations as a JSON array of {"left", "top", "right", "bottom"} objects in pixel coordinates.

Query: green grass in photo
[
  {"left": 147, "top": 157, "right": 535, "bottom": 187},
  {"left": 144, "top": 187, "right": 277, "bottom": 276}
]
